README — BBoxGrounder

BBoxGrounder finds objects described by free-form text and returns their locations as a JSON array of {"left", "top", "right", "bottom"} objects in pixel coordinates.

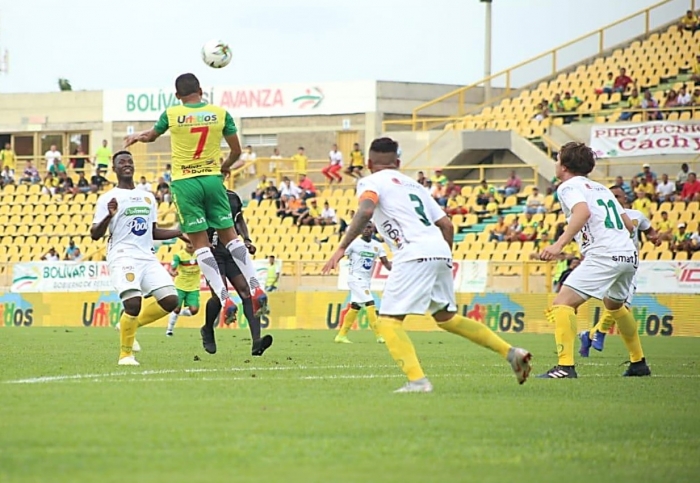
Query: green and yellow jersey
[
  {"left": 154, "top": 102, "right": 237, "bottom": 181},
  {"left": 0, "top": 148, "right": 16, "bottom": 170},
  {"left": 171, "top": 250, "right": 201, "bottom": 292},
  {"left": 350, "top": 149, "right": 364, "bottom": 168}
]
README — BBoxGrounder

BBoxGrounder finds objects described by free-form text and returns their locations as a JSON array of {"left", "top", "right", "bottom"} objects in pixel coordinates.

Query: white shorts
[
  {"left": 563, "top": 252, "right": 638, "bottom": 302},
  {"left": 380, "top": 258, "right": 457, "bottom": 316},
  {"left": 625, "top": 272, "right": 638, "bottom": 306},
  {"left": 109, "top": 258, "right": 174, "bottom": 299},
  {"left": 348, "top": 276, "right": 373, "bottom": 305}
]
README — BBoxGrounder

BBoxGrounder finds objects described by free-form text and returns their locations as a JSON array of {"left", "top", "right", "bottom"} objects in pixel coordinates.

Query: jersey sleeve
[
  {"left": 171, "top": 254, "right": 181, "bottom": 269},
  {"left": 424, "top": 193, "right": 447, "bottom": 223},
  {"left": 557, "top": 183, "right": 587, "bottom": 211},
  {"left": 356, "top": 177, "right": 380, "bottom": 203},
  {"left": 153, "top": 110, "right": 170, "bottom": 135},
  {"left": 344, "top": 242, "right": 354, "bottom": 258},
  {"left": 92, "top": 195, "right": 109, "bottom": 225},
  {"left": 376, "top": 242, "right": 387, "bottom": 258},
  {"left": 149, "top": 195, "right": 158, "bottom": 224},
  {"left": 223, "top": 112, "right": 237, "bottom": 136},
  {"left": 638, "top": 213, "right": 652, "bottom": 232}
]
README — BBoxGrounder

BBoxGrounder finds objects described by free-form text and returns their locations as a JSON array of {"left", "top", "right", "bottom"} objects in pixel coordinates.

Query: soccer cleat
[
  {"left": 252, "top": 334, "right": 274, "bottom": 356},
  {"left": 507, "top": 347, "right": 532, "bottom": 384},
  {"left": 622, "top": 358, "right": 651, "bottom": 377},
  {"left": 579, "top": 331, "right": 592, "bottom": 357},
  {"left": 200, "top": 326, "right": 217, "bottom": 355},
  {"left": 166, "top": 330, "right": 173, "bottom": 337},
  {"left": 537, "top": 365, "right": 578, "bottom": 379},
  {"left": 592, "top": 331, "right": 607, "bottom": 352},
  {"left": 223, "top": 298, "right": 238, "bottom": 325},
  {"left": 394, "top": 378, "right": 433, "bottom": 393},
  {"left": 118, "top": 355, "right": 139, "bottom": 366},
  {"left": 132, "top": 340, "right": 141, "bottom": 353},
  {"left": 376, "top": 336, "right": 386, "bottom": 344},
  {"left": 334, "top": 335, "right": 352, "bottom": 344},
  {"left": 251, "top": 287, "right": 269, "bottom": 318}
]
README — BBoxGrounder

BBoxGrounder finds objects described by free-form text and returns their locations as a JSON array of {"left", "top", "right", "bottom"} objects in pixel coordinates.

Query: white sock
[
  {"left": 194, "top": 247, "right": 229, "bottom": 304},
  {"left": 181, "top": 308, "right": 192, "bottom": 317},
  {"left": 225, "top": 239, "right": 264, "bottom": 293},
  {"left": 167, "top": 312, "right": 178, "bottom": 331}
]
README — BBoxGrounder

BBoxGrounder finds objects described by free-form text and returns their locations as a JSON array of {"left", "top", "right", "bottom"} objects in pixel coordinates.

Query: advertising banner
[
  {"left": 635, "top": 261, "right": 700, "bottom": 294},
  {"left": 590, "top": 121, "right": 700, "bottom": 158}
]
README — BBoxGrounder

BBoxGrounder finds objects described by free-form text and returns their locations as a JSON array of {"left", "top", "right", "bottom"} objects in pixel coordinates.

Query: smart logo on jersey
[
  {"left": 461, "top": 294, "right": 525, "bottom": 333},
  {"left": 82, "top": 293, "right": 122, "bottom": 327},
  {"left": 128, "top": 217, "right": 149, "bottom": 236},
  {"left": 176, "top": 112, "right": 218, "bottom": 124},
  {"left": 0, "top": 293, "right": 34, "bottom": 327}
]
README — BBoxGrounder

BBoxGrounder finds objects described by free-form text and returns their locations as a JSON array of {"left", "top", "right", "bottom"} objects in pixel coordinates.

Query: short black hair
[
  {"left": 175, "top": 73, "right": 201, "bottom": 97},
  {"left": 112, "top": 150, "right": 131, "bottom": 163},
  {"left": 609, "top": 184, "right": 621, "bottom": 190},
  {"left": 369, "top": 137, "right": 398, "bottom": 154},
  {"left": 559, "top": 142, "right": 596, "bottom": 176},
  {"left": 661, "top": 211, "right": 668, "bottom": 215}
]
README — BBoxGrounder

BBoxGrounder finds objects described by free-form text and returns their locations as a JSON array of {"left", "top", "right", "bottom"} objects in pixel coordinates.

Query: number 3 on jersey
[
  {"left": 409, "top": 194, "right": 431, "bottom": 226},
  {"left": 190, "top": 126, "right": 209, "bottom": 159}
]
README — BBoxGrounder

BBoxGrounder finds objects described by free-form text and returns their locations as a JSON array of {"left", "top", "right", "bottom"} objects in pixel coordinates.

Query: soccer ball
[{"left": 201, "top": 40, "right": 232, "bottom": 68}]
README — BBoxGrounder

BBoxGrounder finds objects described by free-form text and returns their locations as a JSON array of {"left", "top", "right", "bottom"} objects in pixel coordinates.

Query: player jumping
[
  {"left": 166, "top": 242, "right": 201, "bottom": 337},
  {"left": 322, "top": 137, "right": 532, "bottom": 393},
  {"left": 334, "top": 221, "right": 392, "bottom": 344},
  {"left": 578, "top": 184, "right": 660, "bottom": 357},
  {"left": 201, "top": 189, "right": 273, "bottom": 357},
  {"left": 91, "top": 151, "right": 183, "bottom": 366},
  {"left": 124, "top": 73, "right": 267, "bottom": 330},
  {"left": 538, "top": 142, "right": 651, "bottom": 378}
]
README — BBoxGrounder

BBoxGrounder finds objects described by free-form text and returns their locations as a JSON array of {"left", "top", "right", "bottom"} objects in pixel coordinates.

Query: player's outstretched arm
[
  {"left": 322, "top": 198, "right": 375, "bottom": 274},
  {"left": 153, "top": 223, "right": 182, "bottom": 241},
  {"left": 620, "top": 212, "right": 635, "bottom": 235},
  {"left": 123, "top": 129, "right": 160, "bottom": 148}
]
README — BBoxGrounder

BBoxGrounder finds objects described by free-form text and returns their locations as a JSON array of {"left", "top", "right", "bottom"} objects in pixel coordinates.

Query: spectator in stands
[
  {"left": 71, "top": 148, "right": 90, "bottom": 174},
  {"left": 42, "top": 172, "right": 59, "bottom": 195},
  {"left": 431, "top": 169, "right": 448, "bottom": 186},
  {"left": 20, "top": 160, "right": 40, "bottom": 184},
  {"left": 64, "top": 240, "right": 79, "bottom": 260},
  {"left": 276, "top": 194, "right": 301, "bottom": 219},
  {"left": 663, "top": 89, "right": 680, "bottom": 114},
  {"left": 632, "top": 190, "right": 653, "bottom": 219},
  {"left": 423, "top": 179, "right": 433, "bottom": 195},
  {"left": 615, "top": 175, "right": 634, "bottom": 202},
  {"left": 90, "top": 168, "right": 108, "bottom": 193},
  {"left": 613, "top": 67, "right": 634, "bottom": 93},
  {"left": 56, "top": 171, "right": 75, "bottom": 195},
  {"left": 76, "top": 172, "right": 91, "bottom": 194},
  {"left": 69, "top": 247, "right": 83, "bottom": 262},
  {"left": 265, "top": 256, "right": 280, "bottom": 292},
  {"left": 291, "top": 147, "right": 308, "bottom": 174},
  {"left": 163, "top": 163, "right": 172, "bottom": 183},
  {"left": 677, "top": 163, "right": 691, "bottom": 190},
  {"left": 656, "top": 173, "right": 677, "bottom": 202},
  {"left": 156, "top": 177, "right": 171, "bottom": 202},
  {"left": 678, "top": 85, "right": 692, "bottom": 107},
  {"left": 268, "top": 147, "right": 282, "bottom": 172},
  {"left": 618, "top": 87, "right": 641, "bottom": 121},
  {"left": 45, "top": 144, "right": 62, "bottom": 166},
  {"left": 485, "top": 195, "right": 499, "bottom": 216},
  {"left": 680, "top": 171, "right": 700, "bottom": 201},
  {"left": 0, "top": 142, "right": 16, "bottom": 178},
  {"left": 264, "top": 180, "right": 279, "bottom": 201},
  {"left": 41, "top": 247, "right": 59, "bottom": 261},
  {"left": 475, "top": 179, "right": 496, "bottom": 206},
  {"left": 679, "top": 10, "right": 700, "bottom": 32},
  {"left": 501, "top": 170, "right": 522, "bottom": 196},
  {"left": 93, "top": 140, "right": 112, "bottom": 171},
  {"left": 671, "top": 223, "right": 693, "bottom": 253},
  {"left": 512, "top": 212, "right": 538, "bottom": 242},
  {"left": 136, "top": 176, "right": 152, "bottom": 193},
  {"left": 298, "top": 173, "right": 317, "bottom": 199},
  {"left": 548, "top": 94, "right": 564, "bottom": 113},
  {"left": 445, "top": 193, "right": 468, "bottom": 216},
  {"left": 320, "top": 201, "right": 338, "bottom": 226},
  {"left": 637, "top": 177, "right": 655, "bottom": 198},
  {"left": 595, "top": 72, "right": 615, "bottom": 96},
  {"left": 346, "top": 143, "right": 365, "bottom": 179},
  {"left": 692, "top": 87, "right": 700, "bottom": 106},
  {"left": 322, "top": 144, "right": 343, "bottom": 184},
  {"left": 533, "top": 101, "right": 550, "bottom": 122},
  {"left": 279, "top": 176, "right": 301, "bottom": 201},
  {"left": 560, "top": 92, "right": 582, "bottom": 122},
  {"left": 48, "top": 158, "right": 67, "bottom": 176},
  {"left": 0, "top": 165, "right": 14, "bottom": 187},
  {"left": 488, "top": 215, "right": 508, "bottom": 242},
  {"left": 656, "top": 211, "right": 674, "bottom": 242},
  {"left": 295, "top": 199, "right": 314, "bottom": 227},
  {"left": 432, "top": 181, "right": 447, "bottom": 206},
  {"left": 525, "top": 186, "right": 546, "bottom": 214},
  {"left": 236, "top": 145, "right": 257, "bottom": 176},
  {"left": 416, "top": 171, "right": 427, "bottom": 186},
  {"left": 253, "top": 175, "right": 268, "bottom": 202},
  {"left": 641, "top": 90, "right": 663, "bottom": 120}
]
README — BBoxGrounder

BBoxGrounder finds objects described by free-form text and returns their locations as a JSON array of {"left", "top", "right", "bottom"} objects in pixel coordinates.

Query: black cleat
[
  {"left": 537, "top": 365, "right": 578, "bottom": 379},
  {"left": 200, "top": 325, "right": 217, "bottom": 354},
  {"left": 251, "top": 334, "right": 273, "bottom": 356},
  {"left": 623, "top": 358, "right": 651, "bottom": 377}
]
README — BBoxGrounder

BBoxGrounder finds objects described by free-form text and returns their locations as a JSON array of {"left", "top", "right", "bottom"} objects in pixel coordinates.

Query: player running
[
  {"left": 166, "top": 242, "right": 201, "bottom": 337},
  {"left": 538, "top": 142, "right": 651, "bottom": 378},
  {"left": 90, "top": 151, "right": 182, "bottom": 366},
  {"left": 578, "top": 184, "right": 660, "bottom": 357},
  {"left": 201, "top": 189, "right": 273, "bottom": 357},
  {"left": 124, "top": 73, "right": 267, "bottom": 325},
  {"left": 334, "top": 221, "right": 392, "bottom": 344},
  {"left": 322, "top": 137, "right": 532, "bottom": 393}
]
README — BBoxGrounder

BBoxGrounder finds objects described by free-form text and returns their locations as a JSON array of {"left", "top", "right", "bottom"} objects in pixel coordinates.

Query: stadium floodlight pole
[{"left": 481, "top": 0, "right": 493, "bottom": 102}]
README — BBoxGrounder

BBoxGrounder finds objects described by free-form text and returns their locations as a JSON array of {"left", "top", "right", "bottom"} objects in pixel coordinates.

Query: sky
[{"left": 0, "top": 0, "right": 671, "bottom": 93}]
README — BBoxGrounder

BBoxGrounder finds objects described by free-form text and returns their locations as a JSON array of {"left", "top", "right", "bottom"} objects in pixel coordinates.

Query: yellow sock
[
  {"left": 137, "top": 298, "right": 170, "bottom": 327},
  {"left": 366, "top": 305, "right": 381, "bottom": 338},
  {"left": 608, "top": 306, "right": 644, "bottom": 363},
  {"left": 438, "top": 314, "right": 511, "bottom": 358},
  {"left": 589, "top": 311, "right": 616, "bottom": 338},
  {"left": 375, "top": 316, "right": 425, "bottom": 381},
  {"left": 119, "top": 313, "right": 139, "bottom": 359},
  {"left": 547, "top": 305, "right": 577, "bottom": 366},
  {"left": 339, "top": 306, "right": 359, "bottom": 336}
]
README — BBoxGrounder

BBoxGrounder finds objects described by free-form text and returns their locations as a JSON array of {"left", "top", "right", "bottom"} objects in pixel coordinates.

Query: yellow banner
[{"left": 0, "top": 291, "right": 694, "bottom": 337}]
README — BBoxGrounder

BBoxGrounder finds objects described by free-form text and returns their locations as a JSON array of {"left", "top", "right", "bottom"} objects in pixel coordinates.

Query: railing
[{"left": 382, "top": 0, "right": 694, "bottom": 132}]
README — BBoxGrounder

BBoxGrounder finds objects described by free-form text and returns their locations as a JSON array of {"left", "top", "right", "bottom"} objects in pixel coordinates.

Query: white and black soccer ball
[{"left": 201, "top": 40, "right": 232, "bottom": 69}]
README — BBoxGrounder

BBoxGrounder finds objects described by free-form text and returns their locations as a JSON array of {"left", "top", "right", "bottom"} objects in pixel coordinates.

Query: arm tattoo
[{"left": 339, "top": 199, "right": 375, "bottom": 250}]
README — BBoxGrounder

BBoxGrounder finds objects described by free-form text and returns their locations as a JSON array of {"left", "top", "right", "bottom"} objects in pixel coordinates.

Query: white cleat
[
  {"left": 394, "top": 378, "right": 433, "bottom": 393},
  {"left": 132, "top": 340, "right": 141, "bottom": 352},
  {"left": 118, "top": 355, "right": 140, "bottom": 366},
  {"left": 507, "top": 347, "right": 532, "bottom": 385}
]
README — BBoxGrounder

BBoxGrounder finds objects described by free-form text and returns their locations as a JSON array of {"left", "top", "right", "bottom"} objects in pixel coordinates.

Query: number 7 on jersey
[{"left": 190, "top": 126, "right": 209, "bottom": 159}]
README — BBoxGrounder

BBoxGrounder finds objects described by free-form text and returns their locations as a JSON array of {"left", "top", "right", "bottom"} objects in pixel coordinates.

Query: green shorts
[
  {"left": 170, "top": 175, "right": 234, "bottom": 233},
  {"left": 177, "top": 288, "right": 200, "bottom": 308}
]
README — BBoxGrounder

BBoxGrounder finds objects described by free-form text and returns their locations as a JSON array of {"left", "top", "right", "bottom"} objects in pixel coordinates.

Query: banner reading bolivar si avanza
[{"left": 0, "top": 291, "right": 695, "bottom": 337}]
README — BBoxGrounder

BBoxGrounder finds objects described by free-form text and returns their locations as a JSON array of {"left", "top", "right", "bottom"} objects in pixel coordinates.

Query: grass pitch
[{"left": 1, "top": 328, "right": 699, "bottom": 483}]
